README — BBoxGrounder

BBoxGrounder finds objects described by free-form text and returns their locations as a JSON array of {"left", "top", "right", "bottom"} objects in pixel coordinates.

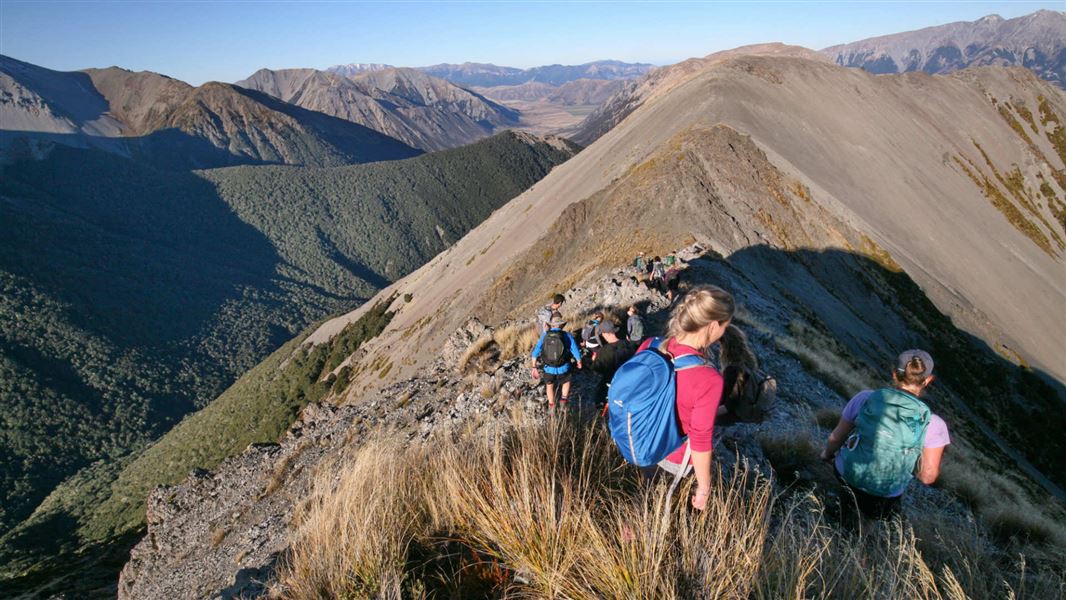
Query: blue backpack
[{"left": 607, "top": 337, "right": 707, "bottom": 466}]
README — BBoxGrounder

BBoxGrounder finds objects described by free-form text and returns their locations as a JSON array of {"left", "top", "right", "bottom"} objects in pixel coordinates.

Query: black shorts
[
  {"left": 541, "top": 370, "right": 573, "bottom": 385},
  {"left": 836, "top": 472, "right": 902, "bottom": 520}
]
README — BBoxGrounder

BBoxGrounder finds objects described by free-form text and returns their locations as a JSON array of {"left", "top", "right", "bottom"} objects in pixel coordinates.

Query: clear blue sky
[{"left": 1, "top": 1, "right": 1060, "bottom": 85}]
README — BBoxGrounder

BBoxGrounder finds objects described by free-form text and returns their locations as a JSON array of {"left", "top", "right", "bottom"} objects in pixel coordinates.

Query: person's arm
[
  {"left": 530, "top": 332, "right": 545, "bottom": 363},
  {"left": 916, "top": 446, "right": 945, "bottom": 484},
  {"left": 821, "top": 418, "right": 855, "bottom": 461},
  {"left": 568, "top": 334, "right": 583, "bottom": 369},
  {"left": 685, "top": 369, "right": 723, "bottom": 511},
  {"left": 690, "top": 450, "right": 712, "bottom": 510}
]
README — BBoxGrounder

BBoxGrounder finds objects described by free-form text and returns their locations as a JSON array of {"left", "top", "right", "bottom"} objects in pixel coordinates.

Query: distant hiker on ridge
[
  {"left": 536, "top": 293, "right": 565, "bottom": 333},
  {"left": 820, "top": 350, "right": 950, "bottom": 521},
  {"left": 633, "top": 251, "right": 647, "bottom": 274},
  {"left": 650, "top": 256, "right": 667, "bottom": 294},
  {"left": 531, "top": 313, "right": 582, "bottom": 410}
]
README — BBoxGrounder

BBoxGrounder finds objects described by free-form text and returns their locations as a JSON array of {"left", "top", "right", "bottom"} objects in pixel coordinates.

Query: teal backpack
[{"left": 840, "top": 388, "right": 931, "bottom": 497}]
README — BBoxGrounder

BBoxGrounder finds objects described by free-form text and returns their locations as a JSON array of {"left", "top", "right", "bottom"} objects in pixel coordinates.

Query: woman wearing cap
[{"left": 820, "top": 350, "right": 951, "bottom": 520}]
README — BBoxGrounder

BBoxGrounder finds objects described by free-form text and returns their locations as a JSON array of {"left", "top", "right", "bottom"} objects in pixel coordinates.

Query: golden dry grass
[
  {"left": 493, "top": 322, "right": 543, "bottom": 363},
  {"left": 273, "top": 414, "right": 1065, "bottom": 599}
]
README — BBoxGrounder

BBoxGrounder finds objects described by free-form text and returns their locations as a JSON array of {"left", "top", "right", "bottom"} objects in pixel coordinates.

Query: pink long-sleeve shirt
[{"left": 638, "top": 337, "right": 724, "bottom": 464}]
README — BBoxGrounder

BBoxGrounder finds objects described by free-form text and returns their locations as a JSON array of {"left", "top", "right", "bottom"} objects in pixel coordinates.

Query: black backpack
[
  {"left": 723, "top": 366, "right": 776, "bottom": 422},
  {"left": 541, "top": 331, "right": 569, "bottom": 368}
]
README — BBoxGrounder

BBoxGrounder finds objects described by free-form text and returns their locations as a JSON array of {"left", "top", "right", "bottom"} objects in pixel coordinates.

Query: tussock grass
[
  {"left": 458, "top": 333, "right": 496, "bottom": 374},
  {"left": 492, "top": 322, "right": 542, "bottom": 363},
  {"left": 274, "top": 415, "right": 1065, "bottom": 599}
]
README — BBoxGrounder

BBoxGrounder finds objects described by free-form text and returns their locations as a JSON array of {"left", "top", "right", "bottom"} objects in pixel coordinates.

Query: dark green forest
[{"left": 0, "top": 132, "right": 575, "bottom": 591}]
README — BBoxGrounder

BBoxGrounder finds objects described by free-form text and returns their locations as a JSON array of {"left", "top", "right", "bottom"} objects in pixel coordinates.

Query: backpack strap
[
  {"left": 672, "top": 354, "right": 707, "bottom": 371},
  {"left": 648, "top": 337, "right": 707, "bottom": 371}
]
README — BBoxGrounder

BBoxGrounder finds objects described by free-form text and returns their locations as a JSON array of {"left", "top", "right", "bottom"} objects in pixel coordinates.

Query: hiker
[
  {"left": 633, "top": 252, "right": 647, "bottom": 273},
  {"left": 649, "top": 257, "right": 667, "bottom": 293},
  {"left": 536, "top": 293, "right": 566, "bottom": 333},
  {"left": 581, "top": 312, "right": 604, "bottom": 351},
  {"left": 715, "top": 324, "right": 775, "bottom": 424},
  {"left": 626, "top": 305, "right": 645, "bottom": 342},
  {"left": 530, "top": 313, "right": 583, "bottom": 410},
  {"left": 820, "top": 350, "right": 950, "bottom": 520},
  {"left": 664, "top": 253, "right": 677, "bottom": 268},
  {"left": 589, "top": 319, "right": 635, "bottom": 410},
  {"left": 632, "top": 285, "right": 735, "bottom": 511},
  {"left": 664, "top": 264, "right": 682, "bottom": 301}
]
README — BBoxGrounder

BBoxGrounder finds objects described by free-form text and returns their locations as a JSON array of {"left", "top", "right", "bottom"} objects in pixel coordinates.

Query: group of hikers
[
  {"left": 527, "top": 281, "right": 949, "bottom": 523},
  {"left": 634, "top": 251, "right": 683, "bottom": 300}
]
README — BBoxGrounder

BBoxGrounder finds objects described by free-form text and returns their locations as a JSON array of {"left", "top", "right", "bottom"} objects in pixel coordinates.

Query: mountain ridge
[
  {"left": 822, "top": 9, "right": 1066, "bottom": 87},
  {"left": 0, "top": 55, "right": 421, "bottom": 168},
  {"left": 236, "top": 66, "right": 520, "bottom": 151}
]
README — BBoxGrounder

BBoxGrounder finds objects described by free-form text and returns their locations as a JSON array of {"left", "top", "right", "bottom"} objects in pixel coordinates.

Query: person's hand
[
  {"left": 819, "top": 448, "right": 833, "bottom": 463},
  {"left": 577, "top": 361, "right": 583, "bottom": 370},
  {"left": 530, "top": 368, "right": 540, "bottom": 380},
  {"left": 692, "top": 486, "right": 711, "bottom": 511}
]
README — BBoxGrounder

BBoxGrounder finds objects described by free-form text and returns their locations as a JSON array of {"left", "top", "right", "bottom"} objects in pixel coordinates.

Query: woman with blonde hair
[{"left": 635, "top": 284, "right": 736, "bottom": 511}]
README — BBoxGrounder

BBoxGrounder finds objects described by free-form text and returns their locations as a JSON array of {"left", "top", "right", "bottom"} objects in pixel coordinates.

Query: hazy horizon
[{"left": 1, "top": 1, "right": 1061, "bottom": 86}]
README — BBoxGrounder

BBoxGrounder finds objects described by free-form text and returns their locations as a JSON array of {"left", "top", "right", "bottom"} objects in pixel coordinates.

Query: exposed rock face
[
  {"left": 236, "top": 67, "right": 519, "bottom": 151},
  {"left": 822, "top": 10, "right": 1066, "bottom": 87},
  {"left": 0, "top": 56, "right": 421, "bottom": 168}
]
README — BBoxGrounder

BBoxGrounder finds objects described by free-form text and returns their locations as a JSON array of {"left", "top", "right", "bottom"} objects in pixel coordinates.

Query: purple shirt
[{"left": 835, "top": 389, "right": 950, "bottom": 497}]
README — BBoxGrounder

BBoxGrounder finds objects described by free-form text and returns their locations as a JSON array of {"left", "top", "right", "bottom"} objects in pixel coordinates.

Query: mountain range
[
  {"left": 0, "top": 55, "right": 420, "bottom": 169},
  {"left": 328, "top": 59, "right": 655, "bottom": 87},
  {"left": 235, "top": 67, "right": 520, "bottom": 151},
  {"left": 822, "top": 9, "right": 1065, "bottom": 86}
]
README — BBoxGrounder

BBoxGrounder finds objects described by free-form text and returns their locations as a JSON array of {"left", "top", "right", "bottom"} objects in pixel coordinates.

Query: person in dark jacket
[{"left": 590, "top": 320, "right": 635, "bottom": 409}]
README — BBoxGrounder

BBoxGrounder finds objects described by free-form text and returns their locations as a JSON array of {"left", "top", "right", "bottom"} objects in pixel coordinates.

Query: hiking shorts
[
  {"left": 540, "top": 370, "right": 572, "bottom": 386},
  {"left": 836, "top": 472, "right": 902, "bottom": 520}
]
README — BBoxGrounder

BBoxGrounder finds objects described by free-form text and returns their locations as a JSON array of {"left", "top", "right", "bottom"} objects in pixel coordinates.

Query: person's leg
[
  {"left": 560, "top": 375, "right": 572, "bottom": 406},
  {"left": 545, "top": 382, "right": 557, "bottom": 408}
]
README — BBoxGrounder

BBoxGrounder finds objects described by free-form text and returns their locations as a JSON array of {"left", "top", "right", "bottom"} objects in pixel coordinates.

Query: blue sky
[{"left": 1, "top": 1, "right": 1060, "bottom": 85}]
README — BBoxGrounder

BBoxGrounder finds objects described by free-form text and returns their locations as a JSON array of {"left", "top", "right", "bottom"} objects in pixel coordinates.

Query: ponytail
[
  {"left": 719, "top": 324, "right": 758, "bottom": 370},
  {"left": 895, "top": 354, "right": 930, "bottom": 387}
]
